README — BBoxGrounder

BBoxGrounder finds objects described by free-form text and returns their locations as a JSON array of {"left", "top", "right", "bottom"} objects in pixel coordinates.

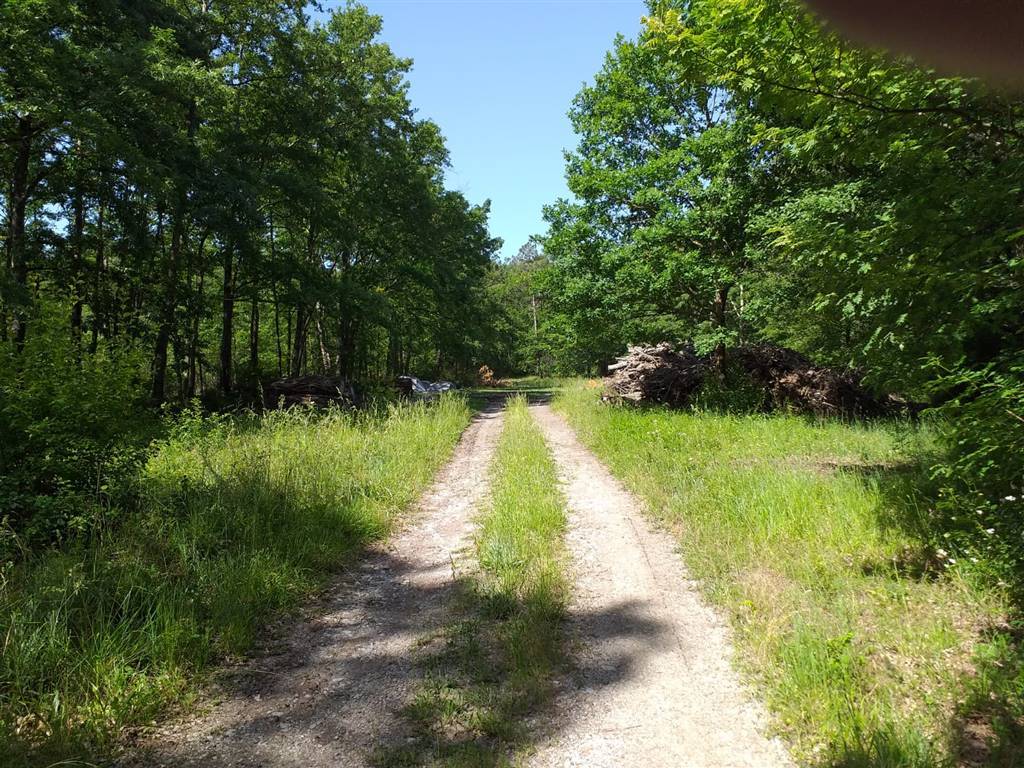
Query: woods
[
  {"left": 3, "top": 1, "right": 1024, "bottom": 765},
  {"left": 1, "top": 0, "right": 498, "bottom": 547},
  {"left": 0, "top": 1, "right": 495, "bottom": 397},
  {"left": 1, "top": 0, "right": 497, "bottom": 399}
]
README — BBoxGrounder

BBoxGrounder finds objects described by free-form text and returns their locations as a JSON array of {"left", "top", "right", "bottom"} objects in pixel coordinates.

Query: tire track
[
  {"left": 528, "top": 403, "right": 792, "bottom": 768},
  {"left": 131, "top": 400, "right": 507, "bottom": 768}
]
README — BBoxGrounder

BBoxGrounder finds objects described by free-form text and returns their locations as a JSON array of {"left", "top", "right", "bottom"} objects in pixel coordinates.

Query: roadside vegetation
[
  {"left": 0, "top": 397, "right": 469, "bottom": 766},
  {"left": 555, "top": 383, "right": 1023, "bottom": 767},
  {"left": 388, "top": 396, "right": 567, "bottom": 766}
]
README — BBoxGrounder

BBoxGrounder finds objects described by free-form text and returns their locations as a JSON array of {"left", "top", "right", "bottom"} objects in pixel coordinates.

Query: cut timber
[
  {"left": 731, "top": 344, "right": 896, "bottom": 418},
  {"left": 263, "top": 375, "right": 357, "bottom": 409},
  {"left": 603, "top": 342, "right": 706, "bottom": 407}
]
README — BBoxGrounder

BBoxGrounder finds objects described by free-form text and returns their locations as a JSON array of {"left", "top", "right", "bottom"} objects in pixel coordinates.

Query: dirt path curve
[
  {"left": 131, "top": 400, "right": 506, "bottom": 768},
  {"left": 529, "top": 404, "right": 792, "bottom": 768}
]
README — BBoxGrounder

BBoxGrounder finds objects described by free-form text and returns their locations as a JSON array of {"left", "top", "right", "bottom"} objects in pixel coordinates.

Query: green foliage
[
  {"left": 690, "top": 359, "right": 768, "bottom": 413},
  {"left": 0, "top": 397, "right": 469, "bottom": 765},
  {"left": 484, "top": 243, "right": 562, "bottom": 377},
  {"left": 541, "top": 0, "right": 1023, "bottom": 583},
  {"left": 925, "top": 359, "right": 1024, "bottom": 586},
  {"left": 0, "top": 305, "right": 154, "bottom": 550},
  {"left": 555, "top": 383, "right": 1023, "bottom": 767},
  {"left": 1, "top": 0, "right": 499, "bottom": 407}
]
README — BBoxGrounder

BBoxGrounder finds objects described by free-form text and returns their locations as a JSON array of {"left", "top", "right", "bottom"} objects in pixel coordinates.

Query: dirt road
[
  {"left": 131, "top": 397, "right": 791, "bottom": 768},
  {"left": 131, "top": 401, "right": 506, "bottom": 768},
  {"left": 528, "top": 403, "right": 791, "bottom": 768}
]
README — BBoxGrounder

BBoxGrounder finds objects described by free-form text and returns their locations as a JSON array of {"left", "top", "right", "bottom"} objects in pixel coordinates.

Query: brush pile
[
  {"left": 731, "top": 344, "right": 895, "bottom": 417},
  {"left": 604, "top": 342, "right": 706, "bottom": 407},
  {"left": 605, "top": 342, "right": 905, "bottom": 418},
  {"left": 263, "top": 375, "right": 358, "bottom": 409}
]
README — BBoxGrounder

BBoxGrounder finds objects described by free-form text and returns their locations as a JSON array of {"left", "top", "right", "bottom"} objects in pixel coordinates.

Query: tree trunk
[
  {"left": 290, "top": 216, "right": 316, "bottom": 377},
  {"left": 70, "top": 183, "right": 85, "bottom": 351},
  {"left": 337, "top": 315, "right": 358, "bottom": 378},
  {"left": 290, "top": 304, "right": 307, "bottom": 377},
  {"left": 151, "top": 101, "right": 197, "bottom": 406},
  {"left": 150, "top": 207, "right": 186, "bottom": 405},
  {"left": 219, "top": 241, "right": 235, "bottom": 396},
  {"left": 273, "top": 284, "right": 282, "bottom": 376},
  {"left": 249, "top": 295, "right": 260, "bottom": 374},
  {"left": 90, "top": 201, "right": 105, "bottom": 353},
  {"left": 531, "top": 293, "right": 540, "bottom": 374},
  {"left": 710, "top": 283, "right": 732, "bottom": 371},
  {"left": 315, "top": 306, "right": 331, "bottom": 373},
  {"left": 187, "top": 269, "right": 205, "bottom": 398},
  {"left": 9, "top": 117, "right": 33, "bottom": 350}
]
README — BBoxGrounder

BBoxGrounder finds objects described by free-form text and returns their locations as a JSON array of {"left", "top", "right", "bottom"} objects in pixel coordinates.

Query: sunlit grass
[
  {"left": 0, "top": 397, "right": 470, "bottom": 766},
  {"left": 554, "top": 382, "right": 1019, "bottom": 767},
  {"left": 389, "top": 395, "right": 568, "bottom": 766}
]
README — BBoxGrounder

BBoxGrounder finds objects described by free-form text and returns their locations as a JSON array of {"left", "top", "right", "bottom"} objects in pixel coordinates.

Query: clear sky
[{"left": 320, "top": 0, "right": 648, "bottom": 258}]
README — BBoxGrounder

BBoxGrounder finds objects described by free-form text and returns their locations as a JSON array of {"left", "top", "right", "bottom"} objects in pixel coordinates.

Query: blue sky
[{"left": 321, "top": 1, "right": 648, "bottom": 258}]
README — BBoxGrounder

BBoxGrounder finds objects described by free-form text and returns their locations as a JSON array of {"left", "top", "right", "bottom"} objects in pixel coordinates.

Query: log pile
[
  {"left": 477, "top": 365, "right": 498, "bottom": 387},
  {"left": 263, "top": 375, "right": 358, "bottom": 409},
  {"left": 604, "top": 341, "right": 903, "bottom": 418},
  {"left": 604, "top": 342, "right": 706, "bottom": 406}
]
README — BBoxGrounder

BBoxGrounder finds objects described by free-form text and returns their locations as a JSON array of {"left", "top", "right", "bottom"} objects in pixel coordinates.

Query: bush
[
  {"left": 0, "top": 316, "right": 154, "bottom": 552},
  {"left": 927, "top": 359, "right": 1024, "bottom": 587}
]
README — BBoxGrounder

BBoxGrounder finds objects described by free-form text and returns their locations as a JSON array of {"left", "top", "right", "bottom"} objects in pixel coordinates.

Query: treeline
[
  {"left": 529, "top": 0, "right": 1023, "bottom": 571},
  {"left": 0, "top": 0, "right": 501, "bottom": 548},
  {"left": 1, "top": 0, "right": 498, "bottom": 407}
]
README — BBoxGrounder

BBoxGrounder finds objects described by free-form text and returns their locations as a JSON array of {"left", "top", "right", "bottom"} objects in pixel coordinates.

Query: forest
[{"left": 1, "top": 0, "right": 1023, "bottom": 766}]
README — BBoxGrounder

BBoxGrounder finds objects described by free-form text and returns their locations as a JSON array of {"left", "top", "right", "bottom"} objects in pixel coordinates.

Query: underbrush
[
  {"left": 387, "top": 396, "right": 567, "bottom": 766},
  {"left": 0, "top": 323, "right": 156, "bottom": 551},
  {"left": 0, "top": 397, "right": 470, "bottom": 766},
  {"left": 554, "top": 382, "right": 1023, "bottom": 767}
]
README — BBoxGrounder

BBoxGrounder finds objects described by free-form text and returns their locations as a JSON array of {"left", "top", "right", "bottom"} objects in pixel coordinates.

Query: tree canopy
[
  {"left": 539, "top": 0, "right": 1023, "bottom": 498},
  {"left": 1, "top": 0, "right": 500, "bottom": 407}
]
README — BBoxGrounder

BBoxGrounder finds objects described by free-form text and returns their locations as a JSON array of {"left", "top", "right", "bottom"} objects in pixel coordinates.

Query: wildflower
[
  {"left": 985, "top": 528, "right": 995, "bottom": 535},
  {"left": 1004, "top": 495, "right": 1017, "bottom": 502}
]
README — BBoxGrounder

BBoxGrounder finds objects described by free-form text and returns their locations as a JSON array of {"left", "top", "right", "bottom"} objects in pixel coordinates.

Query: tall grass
[
  {"left": 0, "top": 397, "right": 470, "bottom": 766},
  {"left": 390, "top": 396, "right": 568, "bottom": 766},
  {"left": 554, "top": 383, "right": 1020, "bottom": 767}
]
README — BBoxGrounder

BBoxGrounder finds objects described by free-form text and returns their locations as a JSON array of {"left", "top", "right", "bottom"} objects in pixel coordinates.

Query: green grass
[
  {"left": 386, "top": 395, "right": 568, "bottom": 766},
  {"left": 554, "top": 382, "right": 1023, "bottom": 767},
  {"left": 0, "top": 397, "right": 471, "bottom": 766}
]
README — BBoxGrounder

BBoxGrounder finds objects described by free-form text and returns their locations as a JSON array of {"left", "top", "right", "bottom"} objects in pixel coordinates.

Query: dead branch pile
[
  {"left": 604, "top": 342, "right": 706, "bottom": 406},
  {"left": 731, "top": 344, "right": 894, "bottom": 418},
  {"left": 477, "top": 365, "right": 498, "bottom": 387},
  {"left": 263, "top": 375, "right": 358, "bottom": 409},
  {"left": 730, "top": 344, "right": 814, "bottom": 387},
  {"left": 605, "top": 342, "right": 904, "bottom": 417}
]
